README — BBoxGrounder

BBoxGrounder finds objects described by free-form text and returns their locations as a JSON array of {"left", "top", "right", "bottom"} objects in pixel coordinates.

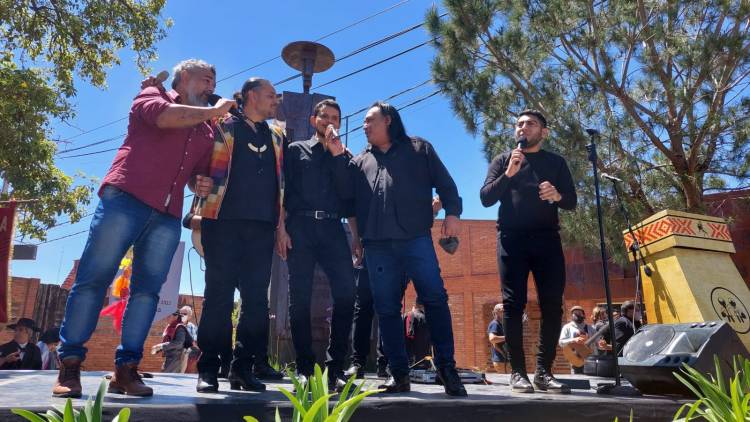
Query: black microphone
[
  {"left": 207, "top": 94, "right": 242, "bottom": 119},
  {"left": 601, "top": 173, "right": 623, "bottom": 183},
  {"left": 155, "top": 70, "right": 169, "bottom": 84}
]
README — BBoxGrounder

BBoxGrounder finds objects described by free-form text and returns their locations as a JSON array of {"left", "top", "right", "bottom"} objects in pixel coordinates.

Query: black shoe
[
  {"left": 533, "top": 370, "right": 571, "bottom": 394},
  {"left": 327, "top": 368, "right": 347, "bottom": 393},
  {"left": 376, "top": 364, "right": 389, "bottom": 378},
  {"left": 253, "top": 360, "right": 284, "bottom": 380},
  {"left": 510, "top": 371, "right": 534, "bottom": 393},
  {"left": 344, "top": 363, "right": 365, "bottom": 379},
  {"left": 196, "top": 373, "right": 219, "bottom": 393},
  {"left": 436, "top": 366, "right": 468, "bottom": 397},
  {"left": 378, "top": 374, "right": 410, "bottom": 393},
  {"left": 229, "top": 364, "right": 266, "bottom": 392}
]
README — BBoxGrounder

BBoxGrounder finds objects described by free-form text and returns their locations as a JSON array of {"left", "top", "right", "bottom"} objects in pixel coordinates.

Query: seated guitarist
[
  {"left": 488, "top": 304, "right": 508, "bottom": 373},
  {"left": 558, "top": 306, "right": 595, "bottom": 374}
]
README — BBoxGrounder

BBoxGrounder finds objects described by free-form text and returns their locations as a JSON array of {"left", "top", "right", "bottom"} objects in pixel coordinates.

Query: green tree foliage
[
  {"left": 427, "top": 0, "right": 750, "bottom": 260},
  {"left": 0, "top": 0, "right": 171, "bottom": 240}
]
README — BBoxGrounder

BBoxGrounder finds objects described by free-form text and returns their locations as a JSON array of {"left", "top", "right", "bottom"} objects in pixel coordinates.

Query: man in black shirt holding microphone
[{"left": 480, "top": 109, "right": 577, "bottom": 394}]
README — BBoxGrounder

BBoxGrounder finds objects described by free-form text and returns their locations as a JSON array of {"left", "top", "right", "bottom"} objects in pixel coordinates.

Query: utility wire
[
  {"left": 273, "top": 16, "right": 443, "bottom": 86},
  {"left": 343, "top": 79, "right": 432, "bottom": 119},
  {"left": 56, "top": 0, "right": 411, "bottom": 144},
  {"left": 58, "top": 147, "right": 119, "bottom": 159},
  {"left": 312, "top": 39, "right": 434, "bottom": 91},
  {"left": 34, "top": 230, "right": 89, "bottom": 245},
  {"left": 57, "top": 133, "right": 126, "bottom": 155}
]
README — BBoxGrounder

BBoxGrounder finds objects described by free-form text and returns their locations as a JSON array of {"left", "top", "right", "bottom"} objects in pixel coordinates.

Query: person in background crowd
[
  {"left": 154, "top": 310, "right": 194, "bottom": 373},
  {"left": 38, "top": 327, "right": 61, "bottom": 370},
  {"left": 488, "top": 304, "right": 507, "bottom": 373},
  {"left": 592, "top": 306, "right": 613, "bottom": 356},
  {"left": 404, "top": 299, "right": 431, "bottom": 369},
  {"left": 558, "top": 306, "right": 595, "bottom": 374},
  {"left": 179, "top": 306, "right": 200, "bottom": 373},
  {"left": 0, "top": 318, "right": 42, "bottom": 370}
]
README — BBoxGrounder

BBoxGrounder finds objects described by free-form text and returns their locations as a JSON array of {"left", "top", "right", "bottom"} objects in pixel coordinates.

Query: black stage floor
[{"left": 0, "top": 370, "right": 689, "bottom": 421}]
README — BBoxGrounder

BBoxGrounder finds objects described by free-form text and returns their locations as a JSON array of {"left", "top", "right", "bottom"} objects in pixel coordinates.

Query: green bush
[
  {"left": 673, "top": 355, "right": 750, "bottom": 421},
  {"left": 244, "top": 364, "right": 382, "bottom": 422},
  {"left": 12, "top": 379, "right": 130, "bottom": 422}
]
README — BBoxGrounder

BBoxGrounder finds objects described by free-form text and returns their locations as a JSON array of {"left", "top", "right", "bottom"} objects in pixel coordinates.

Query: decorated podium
[{"left": 624, "top": 210, "right": 750, "bottom": 351}]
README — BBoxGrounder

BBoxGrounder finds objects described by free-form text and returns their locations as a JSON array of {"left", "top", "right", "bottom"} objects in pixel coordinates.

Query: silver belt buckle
[{"left": 314, "top": 210, "right": 325, "bottom": 220}]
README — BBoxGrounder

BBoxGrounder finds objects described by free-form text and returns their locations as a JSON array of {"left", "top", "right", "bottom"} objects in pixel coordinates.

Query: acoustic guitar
[{"left": 562, "top": 324, "right": 609, "bottom": 367}]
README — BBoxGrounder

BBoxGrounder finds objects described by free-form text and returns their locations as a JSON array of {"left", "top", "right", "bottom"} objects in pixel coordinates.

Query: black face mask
[{"left": 573, "top": 315, "right": 585, "bottom": 324}]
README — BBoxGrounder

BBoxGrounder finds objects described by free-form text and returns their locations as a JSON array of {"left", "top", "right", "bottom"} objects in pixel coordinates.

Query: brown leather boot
[
  {"left": 52, "top": 357, "right": 83, "bottom": 398},
  {"left": 107, "top": 362, "right": 153, "bottom": 396}
]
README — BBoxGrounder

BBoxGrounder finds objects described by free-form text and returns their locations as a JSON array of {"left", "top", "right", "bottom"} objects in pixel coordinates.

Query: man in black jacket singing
[
  {"left": 480, "top": 109, "right": 577, "bottom": 394},
  {"left": 330, "top": 101, "right": 466, "bottom": 396}
]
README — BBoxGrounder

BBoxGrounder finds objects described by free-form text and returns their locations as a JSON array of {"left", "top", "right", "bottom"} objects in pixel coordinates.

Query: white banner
[{"left": 154, "top": 241, "right": 185, "bottom": 323}]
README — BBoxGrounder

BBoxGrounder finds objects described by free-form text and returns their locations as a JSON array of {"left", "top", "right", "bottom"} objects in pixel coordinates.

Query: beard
[
  {"left": 523, "top": 136, "right": 543, "bottom": 148},
  {"left": 185, "top": 91, "right": 208, "bottom": 107}
]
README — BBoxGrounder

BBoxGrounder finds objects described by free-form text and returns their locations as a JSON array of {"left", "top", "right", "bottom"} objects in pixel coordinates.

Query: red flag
[{"left": 0, "top": 202, "right": 17, "bottom": 323}]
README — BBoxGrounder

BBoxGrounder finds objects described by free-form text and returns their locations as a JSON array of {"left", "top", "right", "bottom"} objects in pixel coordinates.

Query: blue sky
[{"left": 11, "top": 0, "right": 500, "bottom": 294}]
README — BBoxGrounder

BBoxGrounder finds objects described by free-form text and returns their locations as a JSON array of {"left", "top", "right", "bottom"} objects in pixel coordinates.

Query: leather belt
[{"left": 294, "top": 210, "right": 340, "bottom": 220}]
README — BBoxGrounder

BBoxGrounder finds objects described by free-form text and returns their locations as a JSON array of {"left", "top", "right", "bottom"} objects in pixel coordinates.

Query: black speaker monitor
[{"left": 618, "top": 321, "right": 749, "bottom": 395}]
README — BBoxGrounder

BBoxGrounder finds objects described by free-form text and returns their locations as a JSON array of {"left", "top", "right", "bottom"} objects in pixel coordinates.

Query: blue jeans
[
  {"left": 59, "top": 186, "right": 181, "bottom": 366},
  {"left": 364, "top": 235, "right": 456, "bottom": 377}
]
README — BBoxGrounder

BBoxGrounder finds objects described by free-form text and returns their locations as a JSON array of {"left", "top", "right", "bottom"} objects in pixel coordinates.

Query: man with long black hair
[
  {"left": 480, "top": 109, "right": 577, "bottom": 394},
  {"left": 330, "top": 102, "right": 467, "bottom": 396}
]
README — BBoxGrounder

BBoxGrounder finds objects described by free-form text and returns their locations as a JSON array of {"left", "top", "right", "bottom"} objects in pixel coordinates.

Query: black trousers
[
  {"left": 497, "top": 230, "right": 566, "bottom": 373},
  {"left": 286, "top": 217, "right": 355, "bottom": 374},
  {"left": 350, "top": 266, "right": 389, "bottom": 368},
  {"left": 197, "top": 219, "right": 275, "bottom": 373}
]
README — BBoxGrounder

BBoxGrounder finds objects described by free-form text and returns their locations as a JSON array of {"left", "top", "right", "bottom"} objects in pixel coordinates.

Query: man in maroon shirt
[{"left": 53, "top": 59, "right": 235, "bottom": 398}]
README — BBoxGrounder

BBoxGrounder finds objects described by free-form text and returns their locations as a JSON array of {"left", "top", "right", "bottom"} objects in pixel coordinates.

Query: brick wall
[{"left": 0, "top": 275, "right": 203, "bottom": 373}]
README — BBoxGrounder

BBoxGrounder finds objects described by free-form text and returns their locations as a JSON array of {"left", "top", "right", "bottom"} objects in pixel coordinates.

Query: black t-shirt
[
  {"left": 480, "top": 149, "right": 577, "bottom": 232},
  {"left": 218, "top": 118, "right": 278, "bottom": 223}
]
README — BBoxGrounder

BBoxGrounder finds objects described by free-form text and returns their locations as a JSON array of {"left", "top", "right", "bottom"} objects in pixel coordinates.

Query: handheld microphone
[
  {"left": 155, "top": 70, "right": 169, "bottom": 84},
  {"left": 327, "top": 124, "right": 340, "bottom": 140},
  {"left": 601, "top": 173, "right": 623, "bottom": 183},
  {"left": 516, "top": 137, "right": 528, "bottom": 149},
  {"left": 207, "top": 94, "right": 242, "bottom": 119}
]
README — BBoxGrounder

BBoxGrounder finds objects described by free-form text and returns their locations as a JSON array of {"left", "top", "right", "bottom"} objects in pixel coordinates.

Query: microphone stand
[
  {"left": 606, "top": 177, "right": 652, "bottom": 326},
  {"left": 585, "top": 129, "right": 640, "bottom": 396}
]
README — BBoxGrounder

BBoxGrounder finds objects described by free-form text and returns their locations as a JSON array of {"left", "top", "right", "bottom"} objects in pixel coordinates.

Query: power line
[
  {"left": 219, "top": 0, "right": 411, "bottom": 84},
  {"left": 58, "top": 147, "right": 119, "bottom": 159},
  {"left": 343, "top": 79, "right": 433, "bottom": 119},
  {"left": 57, "top": 133, "right": 126, "bottom": 155},
  {"left": 59, "top": 117, "right": 128, "bottom": 143},
  {"left": 34, "top": 230, "right": 89, "bottom": 245},
  {"left": 273, "top": 16, "right": 442, "bottom": 87},
  {"left": 312, "top": 39, "right": 434, "bottom": 91},
  {"left": 55, "top": 0, "right": 411, "bottom": 145}
]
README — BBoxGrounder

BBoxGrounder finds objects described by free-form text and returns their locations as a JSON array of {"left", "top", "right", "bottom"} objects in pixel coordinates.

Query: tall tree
[
  {"left": 0, "top": 0, "right": 170, "bottom": 240},
  {"left": 427, "top": 0, "right": 750, "bottom": 259}
]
